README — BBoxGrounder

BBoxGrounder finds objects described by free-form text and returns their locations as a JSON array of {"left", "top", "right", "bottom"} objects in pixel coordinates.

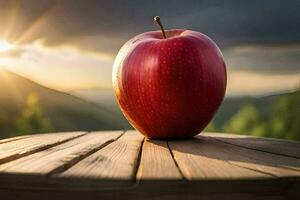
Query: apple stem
[{"left": 154, "top": 16, "right": 167, "bottom": 39}]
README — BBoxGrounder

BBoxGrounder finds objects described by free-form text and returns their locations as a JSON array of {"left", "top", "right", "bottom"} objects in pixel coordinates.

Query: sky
[{"left": 0, "top": 0, "right": 299, "bottom": 96}]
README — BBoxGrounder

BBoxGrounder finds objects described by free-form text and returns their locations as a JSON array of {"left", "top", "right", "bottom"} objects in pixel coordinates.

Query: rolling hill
[{"left": 0, "top": 69, "right": 126, "bottom": 138}]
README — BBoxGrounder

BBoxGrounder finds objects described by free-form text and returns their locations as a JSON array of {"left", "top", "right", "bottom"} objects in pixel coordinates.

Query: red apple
[{"left": 112, "top": 16, "right": 226, "bottom": 139}]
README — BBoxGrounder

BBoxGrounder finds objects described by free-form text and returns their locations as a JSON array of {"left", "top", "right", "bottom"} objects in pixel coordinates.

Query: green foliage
[
  {"left": 219, "top": 91, "right": 300, "bottom": 141},
  {"left": 16, "top": 93, "right": 53, "bottom": 136},
  {"left": 223, "top": 103, "right": 267, "bottom": 137},
  {"left": 204, "top": 122, "right": 217, "bottom": 132},
  {"left": 269, "top": 91, "right": 300, "bottom": 140},
  {"left": 0, "top": 111, "right": 10, "bottom": 135}
]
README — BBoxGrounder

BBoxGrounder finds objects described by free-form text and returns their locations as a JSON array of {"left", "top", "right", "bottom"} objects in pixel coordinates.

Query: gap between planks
[
  {"left": 168, "top": 137, "right": 273, "bottom": 180},
  {"left": 0, "top": 132, "right": 87, "bottom": 165},
  {"left": 198, "top": 135, "right": 300, "bottom": 177},
  {"left": 56, "top": 131, "right": 184, "bottom": 184},
  {"left": 58, "top": 130, "right": 144, "bottom": 183},
  {"left": 136, "top": 138, "right": 183, "bottom": 181},
  {"left": 49, "top": 131, "right": 125, "bottom": 176},
  {"left": 0, "top": 131, "right": 125, "bottom": 176},
  {"left": 0, "top": 135, "right": 30, "bottom": 145},
  {"left": 166, "top": 141, "right": 186, "bottom": 180},
  {"left": 204, "top": 132, "right": 300, "bottom": 159}
]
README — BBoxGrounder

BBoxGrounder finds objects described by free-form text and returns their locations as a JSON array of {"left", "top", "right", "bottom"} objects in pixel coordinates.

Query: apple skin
[{"left": 112, "top": 29, "right": 226, "bottom": 139}]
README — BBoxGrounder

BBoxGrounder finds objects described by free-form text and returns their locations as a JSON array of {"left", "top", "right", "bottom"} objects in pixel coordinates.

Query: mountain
[{"left": 0, "top": 69, "right": 126, "bottom": 138}]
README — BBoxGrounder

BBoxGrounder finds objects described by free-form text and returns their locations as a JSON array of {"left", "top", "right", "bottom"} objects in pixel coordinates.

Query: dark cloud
[
  {"left": 0, "top": 0, "right": 299, "bottom": 73},
  {"left": 224, "top": 45, "right": 300, "bottom": 74}
]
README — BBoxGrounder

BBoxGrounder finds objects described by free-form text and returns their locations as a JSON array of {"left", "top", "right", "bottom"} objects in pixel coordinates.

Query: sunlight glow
[{"left": 0, "top": 40, "right": 15, "bottom": 52}]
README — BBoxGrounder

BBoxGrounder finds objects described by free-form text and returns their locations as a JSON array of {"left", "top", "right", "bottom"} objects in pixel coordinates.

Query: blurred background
[{"left": 0, "top": 0, "right": 299, "bottom": 140}]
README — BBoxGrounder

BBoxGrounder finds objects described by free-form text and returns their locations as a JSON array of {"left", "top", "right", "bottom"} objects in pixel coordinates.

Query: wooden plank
[
  {"left": 204, "top": 132, "right": 300, "bottom": 159},
  {"left": 203, "top": 132, "right": 256, "bottom": 139},
  {"left": 0, "top": 132, "right": 86, "bottom": 164},
  {"left": 205, "top": 132, "right": 299, "bottom": 143},
  {"left": 59, "top": 131, "right": 144, "bottom": 180},
  {"left": 169, "top": 136, "right": 273, "bottom": 180},
  {"left": 0, "top": 131, "right": 122, "bottom": 175},
  {"left": 0, "top": 135, "right": 29, "bottom": 144},
  {"left": 197, "top": 135, "right": 300, "bottom": 177},
  {"left": 137, "top": 139, "right": 182, "bottom": 180}
]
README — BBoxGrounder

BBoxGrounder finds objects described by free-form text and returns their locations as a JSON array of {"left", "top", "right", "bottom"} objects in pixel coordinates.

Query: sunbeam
[
  {"left": 14, "top": 2, "right": 57, "bottom": 45},
  {"left": 3, "top": 0, "right": 20, "bottom": 41}
]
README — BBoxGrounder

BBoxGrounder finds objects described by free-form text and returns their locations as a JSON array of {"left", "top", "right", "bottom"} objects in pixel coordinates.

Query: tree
[
  {"left": 269, "top": 91, "right": 300, "bottom": 140},
  {"left": 223, "top": 103, "right": 267, "bottom": 137},
  {"left": 16, "top": 92, "right": 53, "bottom": 135}
]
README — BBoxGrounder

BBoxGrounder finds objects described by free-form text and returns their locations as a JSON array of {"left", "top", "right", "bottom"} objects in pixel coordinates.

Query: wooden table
[{"left": 0, "top": 131, "right": 299, "bottom": 200}]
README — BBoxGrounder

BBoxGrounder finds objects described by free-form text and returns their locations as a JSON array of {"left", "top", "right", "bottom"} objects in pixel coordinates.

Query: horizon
[{"left": 0, "top": 67, "right": 298, "bottom": 99}]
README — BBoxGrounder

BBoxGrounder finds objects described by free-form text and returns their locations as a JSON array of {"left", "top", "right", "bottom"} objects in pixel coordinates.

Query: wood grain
[
  {"left": 197, "top": 135, "right": 300, "bottom": 177},
  {"left": 59, "top": 131, "right": 144, "bottom": 180},
  {"left": 137, "top": 139, "right": 182, "bottom": 180},
  {"left": 0, "top": 135, "right": 29, "bottom": 145},
  {"left": 0, "top": 132, "right": 86, "bottom": 164},
  {"left": 204, "top": 132, "right": 300, "bottom": 159},
  {"left": 0, "top": 131, "right": 122, "bottom": 174},
  {"left": 169, "top": 136, "right": 273, "bottom": 180}
]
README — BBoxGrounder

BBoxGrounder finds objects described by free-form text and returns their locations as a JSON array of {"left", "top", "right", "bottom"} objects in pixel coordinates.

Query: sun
[{"left": 0, "top": 40, "right": 15, "bottom": 53}]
